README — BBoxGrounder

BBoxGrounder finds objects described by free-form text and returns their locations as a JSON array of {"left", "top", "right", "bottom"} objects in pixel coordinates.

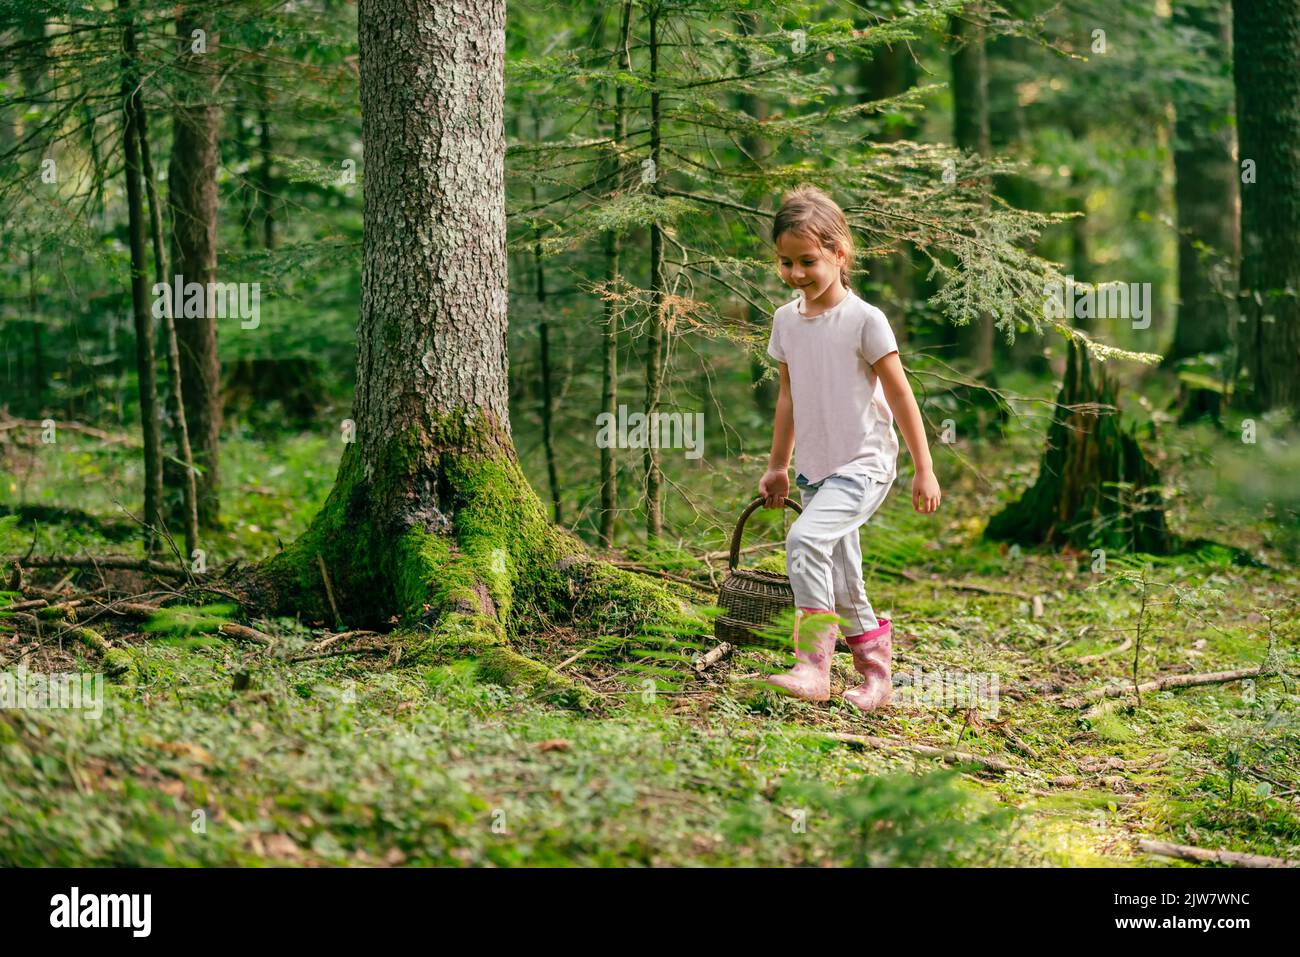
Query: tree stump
[{"left": 985, "top": 340, "right": 1172, "bottom": 554}]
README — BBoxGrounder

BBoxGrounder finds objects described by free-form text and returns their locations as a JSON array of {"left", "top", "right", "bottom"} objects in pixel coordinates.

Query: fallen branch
[
  {"left": 693, "top": 642, "right": 733, "bottom": 673},
  {"left": 3, "top": 598, "right": 49, "bottom": 612},
  {"left": 815, "top": 730, "right": 1018, "bottom": 773},
  {"left": 316, "top": 554, "right": 345, "bottom": 629},
  {"left": 0, "top": 415, "right": 136, "bottom": 447},
  {"left": 217, "top": 623, "right": 273, "bottom": 647},
  {"left": 554, "top": 648, "right": 588, "bottom": 671},
  {"left": 1136, "top": 839, "right": 1299, "bottom": 868},
  {"left": 314, "top": 630, "right": 380, "bottom": 652},
  {"left": 1060, "top": 667, "right": 1274, "bottom": 709},
  {"left": 12, "top": 555, "right": 192, "bottom": 579},
  {"left": 608, "top": 560, "right": 716, "bottom": 595},
  {"left": 990, "top": 721, "right": 1042, "bottom": 760},
  {"left": 66, "top": 625, "right": 111, "bottom": 654},
  {"left": 37, "top": 599, "right": 90, "bottom": 620}
]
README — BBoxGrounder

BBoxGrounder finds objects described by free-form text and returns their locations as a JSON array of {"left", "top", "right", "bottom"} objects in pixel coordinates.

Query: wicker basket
[{"left": 713, "top": 495, "right": 802, "bottom": 646}]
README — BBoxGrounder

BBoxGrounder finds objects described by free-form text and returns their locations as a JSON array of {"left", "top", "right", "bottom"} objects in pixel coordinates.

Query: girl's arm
[
  {"left": 759, "top": 362, "right": 795, "bottom": 508},
  {"left": 873, "top": 351, "right": 941, "bottom": 514}
]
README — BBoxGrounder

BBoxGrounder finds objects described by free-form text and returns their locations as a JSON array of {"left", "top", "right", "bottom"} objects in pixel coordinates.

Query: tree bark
[
  {"left": 530, "top": 160, "right": 562, "bottom": 525},
  {"left": 644, "top": 5, "right": 665, "bottom": 541},
  {"left": 168, "top": 9, "right": 222, "bottom": 527},
  {"left": 256, "top": 65, "right": 277, "bottom": 250},
  {"left": 118, "top": 0, "right": 164, "bottom": 555},
  {"left": 1232, "top": 0, "right": 1300, "bottom": 412},
  {"left": 1167, "top": 1, "right": 1238, "bottom": 422},
  {"left": 598, "top": 1, "right": 634, "bottom": 548},
  {"left": 134, "top": 86, "right": 201, "bottom": 559}
]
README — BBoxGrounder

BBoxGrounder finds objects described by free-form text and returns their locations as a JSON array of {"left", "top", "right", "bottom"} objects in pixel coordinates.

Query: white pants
[{"left": 785, "top": 471, "right": 893, "bottom": 637}]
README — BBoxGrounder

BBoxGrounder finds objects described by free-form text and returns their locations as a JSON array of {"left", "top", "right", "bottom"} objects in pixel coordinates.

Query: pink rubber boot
[
  {"left": 843, "top": 618, "right": 893, "bottom": 713},
  {"left": 765, "top": 607, "right": 838, "bottom": 703}
]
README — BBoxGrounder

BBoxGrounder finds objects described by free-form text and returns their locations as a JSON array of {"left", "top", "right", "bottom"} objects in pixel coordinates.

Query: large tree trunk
[
  {"left": 245, "top": 0, "right": 689, "bottom": 696},
  {"left": 1167, "top": 1, "right": 1238, "bottom": 423},
  {"left": 168, "top": 9, "right": 223, "bottom": 527},
  {"left": 1232, "top": 0, "right": 1300, "bottom": 412}
]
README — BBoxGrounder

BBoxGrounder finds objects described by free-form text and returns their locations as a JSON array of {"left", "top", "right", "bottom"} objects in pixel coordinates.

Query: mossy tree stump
[{"left": 985, "top": 340, "right": 1172, "bottom": 554}]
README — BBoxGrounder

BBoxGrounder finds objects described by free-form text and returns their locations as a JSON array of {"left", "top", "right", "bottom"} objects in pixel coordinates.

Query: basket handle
[{"left": 728, "top": 495, "right": 802, "bottom": 572}]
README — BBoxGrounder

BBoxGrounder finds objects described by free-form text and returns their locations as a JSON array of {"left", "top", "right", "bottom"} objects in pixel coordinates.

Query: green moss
[
  {"left": 249, "top": 404, "right": 706, "bottom": 702},
  {"left": 102, "top": 648, "right": 137, "bottom": 681},
  {"left": 475, "top": 646, "right": 596, "bottom": 711}
]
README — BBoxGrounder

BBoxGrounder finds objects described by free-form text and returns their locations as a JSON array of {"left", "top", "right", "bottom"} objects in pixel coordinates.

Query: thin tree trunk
[
  {"left": 529, "top": 118, "right": 562, "bottom": 524},
  {"left": 27, "top": 252, "right": 43, "bottom": 410},
  {"left": 599, "top": 1, "right": 634, "bottom": 548},
  {"left": 257, "top": 66, "right": 276, "bottom": 251},
  {"left": 1232, "top": 0, "right": 1300, "bottom": 412},
  {"left": 19, "top": 16, "right": 47, "bottom": 414},
  {"left": 134, "top": 85, "right": 200, "bottom": 558},
  {"left": 736, "top": 10, "right": 779, "bottom": 414},
  {"left": 168, "top": 9, "right": 222, "bottom": 527},
  {"left": 232, "top": 99, "right": 257, "bottom": 251},
  {"left": 1065, "top": 114, "right": 1092, "bottom": 334},
  {"left": 644, "top": 3, "right": 665, "bottom": 541},
  {"left": 119, "top": 0, "right": 164, "bottom": 555}
]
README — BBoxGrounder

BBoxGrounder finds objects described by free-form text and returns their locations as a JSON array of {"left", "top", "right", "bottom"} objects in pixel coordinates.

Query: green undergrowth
[
  {"left": 3, "top": 393, "right": 1298, "bottom": 866},
  {"left": 1, "top": 639, "right": 1020, "bottom": 867}
]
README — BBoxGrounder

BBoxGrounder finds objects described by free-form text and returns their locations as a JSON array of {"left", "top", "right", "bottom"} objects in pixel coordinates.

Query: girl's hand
[
  {"left": 913, "top": 468, "right": 941, "bottom": 514},
  {"left": 759, "top": 468, "right": 790, "bottom": 508}
]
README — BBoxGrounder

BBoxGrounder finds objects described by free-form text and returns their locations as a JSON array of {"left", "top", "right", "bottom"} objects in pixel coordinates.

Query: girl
[{"left": 758, "top": 185, "right": 941, "bottom": 712}]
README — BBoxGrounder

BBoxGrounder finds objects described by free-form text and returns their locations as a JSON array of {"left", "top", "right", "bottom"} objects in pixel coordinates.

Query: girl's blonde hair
[{"left": 771, "top": 185, "right": 855, "bottom": 290}]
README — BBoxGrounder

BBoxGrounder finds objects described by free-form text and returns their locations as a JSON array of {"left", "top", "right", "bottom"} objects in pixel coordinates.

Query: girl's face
[{"left": 776, "top": 231, "right": 844, "bottom": 304}]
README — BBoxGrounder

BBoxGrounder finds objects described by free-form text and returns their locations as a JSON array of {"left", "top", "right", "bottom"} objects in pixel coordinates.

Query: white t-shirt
[{"left": 766, "top": 288, "right": 900, "bottom": 485}]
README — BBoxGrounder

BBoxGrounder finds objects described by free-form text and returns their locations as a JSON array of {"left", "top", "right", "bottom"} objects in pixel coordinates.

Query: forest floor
[{"left": 2, "top": 381, "right": 1298, "bottom": 866}]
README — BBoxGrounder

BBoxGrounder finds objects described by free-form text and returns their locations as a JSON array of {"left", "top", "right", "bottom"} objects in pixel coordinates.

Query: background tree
[
  {"left": 1165, "top": 0, "right": 1237, "bottom": 423},
  {"left": 1232, "top": 0, "right": 1300, "bottom": 413}
]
